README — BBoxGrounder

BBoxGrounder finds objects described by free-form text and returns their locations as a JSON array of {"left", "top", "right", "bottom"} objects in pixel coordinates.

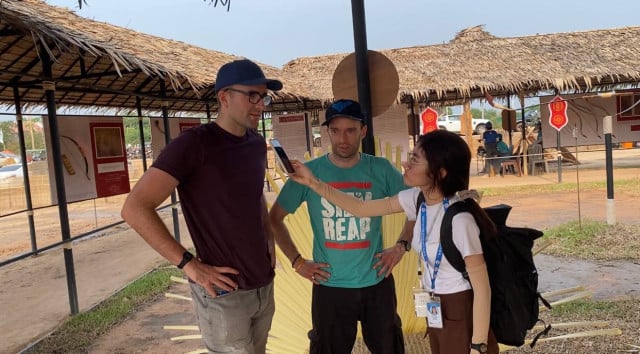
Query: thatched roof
[
  {"left": 4, "top": 1, "right": 638, "bottom": 113},
  {"left": 0, "top": 0, "right": 316, "bottom": 113},
  {"left": 283, "top": 25, "right": 640, "bottom": 104}
]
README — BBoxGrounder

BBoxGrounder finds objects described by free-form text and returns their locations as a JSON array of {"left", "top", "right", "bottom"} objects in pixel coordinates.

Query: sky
[
  {"left": 46, "top": 0, "right": 640, "bottom": 68},
  {"left": 2, "top": 0, "right": 638, "bottom": 121}
]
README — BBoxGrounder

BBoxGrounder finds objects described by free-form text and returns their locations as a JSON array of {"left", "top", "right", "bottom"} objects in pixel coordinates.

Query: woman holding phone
[{"left": 287, "top": 130, "right": 498, "bottom": 354}]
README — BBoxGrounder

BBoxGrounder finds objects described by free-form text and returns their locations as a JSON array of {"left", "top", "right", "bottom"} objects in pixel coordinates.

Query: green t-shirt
[
  {"left": 497, "top": 141, "right": 511, "bottom": 156},
  {"left": 276, "top": 153, "right": 406, "bottom": 288}
]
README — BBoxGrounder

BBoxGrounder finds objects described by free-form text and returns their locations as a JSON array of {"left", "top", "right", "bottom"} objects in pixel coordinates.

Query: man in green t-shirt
[{"left": 270, "top": 99, "right": 412, "bottom": 354}]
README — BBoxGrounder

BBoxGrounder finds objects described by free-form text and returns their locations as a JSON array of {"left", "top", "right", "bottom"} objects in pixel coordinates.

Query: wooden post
[
  {"left": 461, "top": 101, "right": 474, "bottom": 153},
  {"left": 518, "top": 94, "right": 530, "bottom": 175}
]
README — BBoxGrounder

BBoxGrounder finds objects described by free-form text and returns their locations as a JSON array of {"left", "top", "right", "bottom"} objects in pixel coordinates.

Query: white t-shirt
[{"left": 398, "top": 188, "right": 483, "bottom": 294}]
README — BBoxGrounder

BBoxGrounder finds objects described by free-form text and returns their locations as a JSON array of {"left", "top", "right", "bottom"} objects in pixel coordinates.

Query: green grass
[
  {"left": 550, "top": 299, "right": 631, "bottom": 318},
  {"left": 481, "top": 176, "right": 640, "bottom": 260},
  {"left": 543, "top": 220, "right": 607, "bottom": 248},
  {"left": 540, "top": 220, "right": 640, "bottom": 260},
  {"left": 24, "top": 267, "right": 182, "bottom": 354},
  {"left": 23, "top": 178, "right": 640, "bottom": 352},
  {"left": 480, "top": 177, "right": 640, "bottom": 197}
]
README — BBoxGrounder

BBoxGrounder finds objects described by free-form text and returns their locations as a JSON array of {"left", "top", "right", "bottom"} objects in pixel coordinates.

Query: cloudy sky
[
  {"left": 47, "top": 0, "right": 640, "bottom": 67},
  {"left": 1, "top": 0, "right": 636, "bottom": 120}
]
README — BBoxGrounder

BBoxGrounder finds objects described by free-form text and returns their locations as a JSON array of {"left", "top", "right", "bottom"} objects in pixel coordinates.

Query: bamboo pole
[
  {"left": 185, "top": 349, "right": 208, "bottom": 354},
  {"left": 541, "top": 285, "right": 585, "bottom": 298},
  {"left": 170, "top": 276, "right": 188, "bottom": 284},
  {"left": 163, "top": 325, "right": 200, "bottom": 331},
  {"left": 164, "top": 293, "right": 192, "bottom": 301},
  {"left": 500, "top": 328, "right": 622, "bottom": 352},
  {"left": 532, "top": 321, "right": 609, "bottom": 331},
  {"left": 170, "top": 334, "right": 202, "bottom": 341},
  {"left": 533, "top": 239, "right": 553, "bottom": 255},
  {"left": 529, "top": 328, "right": 621, "bottom": 343},
  {"left": 541, "top": 291, "right": 593, "bottom": 311}
]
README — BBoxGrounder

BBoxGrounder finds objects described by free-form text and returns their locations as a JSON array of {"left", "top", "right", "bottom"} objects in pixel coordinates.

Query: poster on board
[
  {"left": 149, "top": 118, "right": 202, "bottom": 159},
  {"left": 90, "top": 122, "right": 130, "bottom": 198},
  {"left": 272, "top": 113, "right": 311, "bottom": 161},
  {"left": 43, "top": 116, "right": 129, "bottom": 203}
]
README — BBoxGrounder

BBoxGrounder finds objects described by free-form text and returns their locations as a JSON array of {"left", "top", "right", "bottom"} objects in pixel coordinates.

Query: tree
[
  {"left": 0, "top": 121, "right": 19, "bottom": 152},
  {"left": 122, "top": 116, "right": 151, "bottom": 147},
  {"left": 0, "top": 119, "right": 46, "bottom": 154},
  {"left": 22, "top": 117, "right": 45, "bottom": 151},
  {"left": 471, "top": 107, "right": 500, "bottom": 124}
]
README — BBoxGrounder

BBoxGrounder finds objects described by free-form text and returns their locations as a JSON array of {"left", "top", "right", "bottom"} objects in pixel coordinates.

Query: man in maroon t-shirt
[{"left": 122, "top": 59, "right": 281, "bottom": 353}]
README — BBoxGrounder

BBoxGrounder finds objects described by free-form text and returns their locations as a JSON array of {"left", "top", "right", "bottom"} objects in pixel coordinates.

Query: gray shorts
[{"left": 190, "top": 281, "right": 275, "bottom": 354}]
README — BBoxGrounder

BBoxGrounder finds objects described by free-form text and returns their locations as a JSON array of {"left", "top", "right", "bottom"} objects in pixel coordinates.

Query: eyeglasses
[
  {"left": 407, "top": 152, "right": 427, "bottom": 165},
  {"left": 224, "top": 87, "right": 272, "bottom": 106}
]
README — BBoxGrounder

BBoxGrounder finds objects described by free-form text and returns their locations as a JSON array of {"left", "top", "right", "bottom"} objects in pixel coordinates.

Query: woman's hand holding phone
[
  {"left": 270, "top": 139, "right": 295, "bottom": 173},
  {"left": 287, "top": 160, "right": 317, "bottom": 186}
]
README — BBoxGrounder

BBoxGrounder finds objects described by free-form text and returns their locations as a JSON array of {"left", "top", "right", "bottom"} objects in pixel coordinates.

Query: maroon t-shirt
[{"left": 152, "top": 122, "right": 274, "bottom": 289}]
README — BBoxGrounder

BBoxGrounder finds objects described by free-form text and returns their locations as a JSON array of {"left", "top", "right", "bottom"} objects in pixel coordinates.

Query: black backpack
[{"left": 416, "top": 192, "right": 552, "bottom": 347}]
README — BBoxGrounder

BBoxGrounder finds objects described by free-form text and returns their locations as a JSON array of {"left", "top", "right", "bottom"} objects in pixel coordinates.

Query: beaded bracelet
[
  {"left": 291, "top": 254, "right": 301, "bottom": 268},
  {"left": 293, "top": 257, "right": 305, "bottom": 273}
]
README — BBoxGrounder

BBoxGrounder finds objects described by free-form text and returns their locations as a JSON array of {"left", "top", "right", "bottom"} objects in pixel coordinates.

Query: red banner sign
[
  {"left": 89, "top": 122, "right": 130, "bottom": 198},
  {"left": 420, "top": 107, "right": 439, "bottom": 134},
  {"left": 548, "top": 95, "right": 568, "bottom": 131}
]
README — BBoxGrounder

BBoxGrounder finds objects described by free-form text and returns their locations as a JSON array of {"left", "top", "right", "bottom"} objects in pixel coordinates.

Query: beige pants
[
  {"left": 427, "top": 289, "right": 499, "bottom": 354},
  {"left": 190, "top": 281, "right": 275, "bottom": 354}
]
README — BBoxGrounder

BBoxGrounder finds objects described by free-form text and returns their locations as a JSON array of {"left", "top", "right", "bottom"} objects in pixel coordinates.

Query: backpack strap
[
  {"left": 440, "top": 200, "right": 472, "bottom": 280},
  {"left": 415, "top": 190, "right": 425, "bottom": 218},
  {"left": 530, "top": 319, "right": 552, "bottom": 348}
]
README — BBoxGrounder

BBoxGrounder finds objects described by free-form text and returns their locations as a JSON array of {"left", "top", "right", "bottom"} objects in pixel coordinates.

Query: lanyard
[{"left": 419, "top": 198, "right": 450, "bottom": 293}]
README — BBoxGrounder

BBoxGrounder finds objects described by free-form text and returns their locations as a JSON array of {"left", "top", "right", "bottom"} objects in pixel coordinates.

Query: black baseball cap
[
  {"left": 214, "top": 59, "right": 283, "bottom": 92},
  {"left": 322, "top": 99, "right": 366, "bottom": 126}
]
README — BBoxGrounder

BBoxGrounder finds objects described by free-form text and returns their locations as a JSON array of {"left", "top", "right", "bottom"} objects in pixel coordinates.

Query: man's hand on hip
[
  {"left": 373, "top": 244, "right": 406, "bottom": 277},
  {"left": 184, "top": 259, "right": 240, "bottom": 297}
]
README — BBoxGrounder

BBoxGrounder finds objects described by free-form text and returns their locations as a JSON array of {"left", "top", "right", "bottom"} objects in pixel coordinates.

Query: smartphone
[
  {"left": 212, "top": 285, "right": 234, "bottom": 297},
  {"left": 270, "top": 139, "right": 295, "bottom": 173}
]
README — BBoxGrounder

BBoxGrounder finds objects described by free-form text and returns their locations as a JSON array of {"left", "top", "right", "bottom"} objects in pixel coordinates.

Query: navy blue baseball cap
[
  {"left": 322, "top": 99, "right": 366, "bottom": 126},
  {"left": 214, "top": 59, "right": 283, "bottom": 92}
]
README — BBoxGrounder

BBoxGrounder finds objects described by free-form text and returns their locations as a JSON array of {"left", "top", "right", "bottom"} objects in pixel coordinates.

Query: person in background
[
  {"left": 482, "top": 122, "right": 500, "bottom": 176},
  {"left": 496, "top": 134, "right": 513, "bottom": 175},
  {"left": 121, "top": 59, "right": 281, "bottom": 353},
  {"left": 286, "top": 130, "right": 499, "bottom": 354},
  {"left": 496, "top": 134, "right": 510, "bottom": 157},
  {"left": 535, "top": 121, "right": 543, "bottom": 144},
  {"left": 270, "top": 99, "right": 411, "bottom": 354}
]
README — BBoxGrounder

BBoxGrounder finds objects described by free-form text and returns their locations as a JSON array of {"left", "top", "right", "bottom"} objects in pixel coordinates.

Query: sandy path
[{"left": 0, "top": 149, "right": 638, "bottom": 354}]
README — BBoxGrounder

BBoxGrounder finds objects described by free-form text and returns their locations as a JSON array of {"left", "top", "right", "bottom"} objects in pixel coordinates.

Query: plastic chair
[
  {"left": 476, "top": 146, "right": 486, "bottom": 175},
  {"left": 527, "top": 144, "right": 548, "bottom": 175},
  {"left": 500, "top": 157, "right": 522, "bottom": 177}
]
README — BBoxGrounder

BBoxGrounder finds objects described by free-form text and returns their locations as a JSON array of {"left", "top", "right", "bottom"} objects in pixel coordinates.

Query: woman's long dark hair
[{"left": 417, "top": 130, "right": 496, "bottom": 238}]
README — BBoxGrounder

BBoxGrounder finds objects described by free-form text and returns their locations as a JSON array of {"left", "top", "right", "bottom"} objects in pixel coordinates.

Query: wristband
[
  {"left": 396, "top": 240, "right": 410, "bottom": 252},
  {"left": 470, "top": 343, "right": 488, "bottom": 354},
  {"left": 293, "top": 257, "right": 305, "bottom": 272},
  {"left": 291, "top": 254, "right": 301, "bottom": 268},
  {"left": 177, "top": 251, "right": 194, "bottom": 269}
]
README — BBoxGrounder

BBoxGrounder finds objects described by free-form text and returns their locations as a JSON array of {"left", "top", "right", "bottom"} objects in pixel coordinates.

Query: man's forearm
[
  {"left": 398, "top": 219, "right": 414, "bottom": 242},
  {"left": 271, "top": 221, "right": 301, "bottom": 265},
  {"left": 261, "top": 196, "right": 276, "bottom": 266},
  {"left": 123, "top": 204, "right": 185, "bottom": 266},
  {"left": 121, "top": 167, "right": 185, "bottom": 266}
]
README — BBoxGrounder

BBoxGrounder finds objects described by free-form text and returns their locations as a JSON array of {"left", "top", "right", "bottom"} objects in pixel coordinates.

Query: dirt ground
[{"left": 1, "top": 149, "right": 639, "bottom": 354}]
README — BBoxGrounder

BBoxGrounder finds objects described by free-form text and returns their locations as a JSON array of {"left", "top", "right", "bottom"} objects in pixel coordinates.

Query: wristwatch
[
  {"left": 177, "top": 251, "right": 194, "bottom": 269},
  {"left": 396, "top": 240, "right": 410, "bottom": 252},
  {"left": 470, "top": 343, "right": 488, "bottom": 354}
]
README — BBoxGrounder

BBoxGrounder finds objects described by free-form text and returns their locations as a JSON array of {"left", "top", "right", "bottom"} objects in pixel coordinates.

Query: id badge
[
  {"left": 413, "top": 289, "right": 430, "bottom": 318},
  {"left": 426, "top": 296, "right": 443, "bottom": 328}
]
